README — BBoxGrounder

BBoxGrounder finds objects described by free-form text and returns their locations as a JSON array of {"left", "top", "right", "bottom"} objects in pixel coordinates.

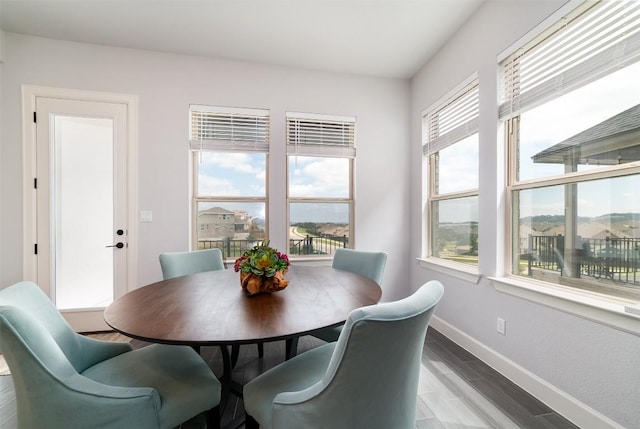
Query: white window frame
[
  {"left": 190, "top": 105, "right": 269, "bottom": 256},
  {"left": 491, "top": 0, "right": 640, "bottom": 334},
  {"left": 420, "top": 74, "right": 481, "bottom": 282},
  {"left": 286, "top": 112, "right": 355, "bottom": 258}
]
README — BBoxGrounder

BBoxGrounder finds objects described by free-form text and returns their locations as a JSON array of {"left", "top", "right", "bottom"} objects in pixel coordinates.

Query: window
[
  {"left": 501, "top": 0, "right": 640, "bottom": 302},
  {"left": 423, "top": 75, "right": 479, "bottom": 266},
  {"left": 286, "top": 112, "right": 355, "bottom": 256},
  {"left": 190, "top": 105, "right": 269, "bottom": 259}
]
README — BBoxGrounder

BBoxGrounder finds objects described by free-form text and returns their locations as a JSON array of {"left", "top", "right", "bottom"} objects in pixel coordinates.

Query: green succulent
[{"left": 234, "top": 240, "right": 290, "bottom": 277}]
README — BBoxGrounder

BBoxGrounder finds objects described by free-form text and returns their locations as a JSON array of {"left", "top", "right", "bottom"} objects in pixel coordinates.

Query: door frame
[{"left": 22, "top": 85, "right": 139, "bottom": 325}]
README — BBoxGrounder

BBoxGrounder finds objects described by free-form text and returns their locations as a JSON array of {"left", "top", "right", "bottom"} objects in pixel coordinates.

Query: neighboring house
[
  {"left": 199, "top": 208, "right": 261, "bottom": 240},
  {"left": 234, "top": 211, "right": 250, "bottom": 234},
  {"left": 519, "top": 223, "right": 534, "bottom": 254},
  {"left": 198, "top": 207, "right": 235, "bottom": 239},
  {"left": 532, "top": 104, "right": 640, "bottom": 167},
  {"left": 546, "top": 222, "right": 630, "bottom": 240}
]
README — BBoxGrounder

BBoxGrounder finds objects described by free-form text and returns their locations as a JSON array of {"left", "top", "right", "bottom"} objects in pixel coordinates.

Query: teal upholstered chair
[
  {"left": 159, "top": 248, "right": 225, "bottom": 279},
  {"left": 244, "top": 280, "right": 444, "bottom": 429},
  {"left": 0, "top": 281, "right": 221, "bottom": 429},
  {"left": 311, "top": 248, "right": 388, "bottom": 343}
]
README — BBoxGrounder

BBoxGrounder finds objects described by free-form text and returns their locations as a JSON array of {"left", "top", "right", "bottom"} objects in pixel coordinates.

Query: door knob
[{"left": 106, "top": 242, "right": 125, "bottom": 249}]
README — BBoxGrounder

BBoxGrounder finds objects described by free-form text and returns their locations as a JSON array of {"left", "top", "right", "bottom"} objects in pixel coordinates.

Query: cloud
[
  {"left": 198, "top": 175, "right": 240, "bottom": 196},
  {"left": 437, "top": 136, "right": 478, "bottom": 193},
  {"left": 197, "top": 152, "right": 266, "bottom": 196},
  {"left": 289, "top": 157, "right": 349, "bottom": 198},
  {"left": 201, "top": 152, "right": 264, "bottom": 175}
]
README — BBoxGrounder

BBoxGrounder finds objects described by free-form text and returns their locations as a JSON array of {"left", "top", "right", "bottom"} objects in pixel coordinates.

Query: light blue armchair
[
  {"left": 311, "top": 248, "right": 388, "bottom": 343},
  {"left": 159, "top": 248, "right": 225, "bottom": 279},
  {"left": 331, "top": 248, "right": 387, "bottom": 284},
  {"left": 0, "top": 281, "right": 221, "bottom": 429},
  {"left": 244, "top": 280, "right": 444, "bottom": 429}
]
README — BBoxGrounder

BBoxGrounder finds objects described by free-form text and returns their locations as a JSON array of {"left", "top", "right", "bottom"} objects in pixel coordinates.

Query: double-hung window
[
  {"left": 286, "top": 112, "right": 355, "bottom": 256},
  {"left": 423, "top": 75, "right": 480, "bottom": 266},
  {"left": 190, "top": 105, "right": 269, "bottom": 259},
  {"left": 501, "top": 0, "right": 640, "bottom": 302}
]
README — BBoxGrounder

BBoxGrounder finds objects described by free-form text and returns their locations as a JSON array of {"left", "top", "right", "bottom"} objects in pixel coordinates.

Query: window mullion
[
  {"left": 430, "top": 189, "right": 479, "bottom": 201},
  {"left": 510, "top": 162, "right": 640, "bottom": 191}
]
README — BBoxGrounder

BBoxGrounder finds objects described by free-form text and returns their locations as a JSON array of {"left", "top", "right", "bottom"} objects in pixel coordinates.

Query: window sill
[
  {"left": 490, "top": 275, "right": 640, "bottom": 336},
  {"left": 289, "top": 256, "right": 332, "bottom": 266},
  {"left": 417, "top": 257, "right": 482, "bottom": 284}
]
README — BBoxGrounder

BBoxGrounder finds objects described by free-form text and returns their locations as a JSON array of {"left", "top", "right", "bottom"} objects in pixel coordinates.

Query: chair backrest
[
  {"left": 159, "top": 248, "right": 225, "bottom": 280},
  {"left": 331, "top": 248, "right": 387, "bottom": 285},
  {"left": 0, "top": 281, "right": 86, "bottom": 373},
  {"left": 273, "top": 280, "right": 444, "bottom": 429}
]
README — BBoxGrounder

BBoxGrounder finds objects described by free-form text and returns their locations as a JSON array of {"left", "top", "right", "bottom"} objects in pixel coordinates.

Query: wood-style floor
[{"left": 0, "top": 328, "right": 579, "bottom": 429}]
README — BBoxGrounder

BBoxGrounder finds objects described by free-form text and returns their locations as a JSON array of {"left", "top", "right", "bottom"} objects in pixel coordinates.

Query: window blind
[
  {"left": 286, "top": 113, "right": 356, "bottom": 158},
  {"left": 499, "top": 0, "right": 640, "bottom": 120},
  {"left": 189, "top": 105, "right": 270, "bottom": 153},
  {"left": 423, "top": 77, "right": 479, "bottom": 156}
]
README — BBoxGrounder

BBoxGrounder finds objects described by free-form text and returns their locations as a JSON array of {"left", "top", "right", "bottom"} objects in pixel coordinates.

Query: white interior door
[{"left": 30, "top": 95, "right": 130, "bottom": 332}]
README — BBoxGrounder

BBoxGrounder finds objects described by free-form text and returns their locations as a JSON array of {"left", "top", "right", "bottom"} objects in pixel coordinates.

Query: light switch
[{"left": 140, "top": 211, "right": 153, "bottom": 222}]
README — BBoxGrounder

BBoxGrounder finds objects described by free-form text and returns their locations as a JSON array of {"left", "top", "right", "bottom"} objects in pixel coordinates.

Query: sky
[
  {"left": 437, "top": 134, "right": 479, "bottom": 194},
  {"left": 518, "top": 61, "right": 640, "bottom": 219},
  {"left": 197, "top": 153, "right": 350, "bottom": 223},
  {"left": 197, "top": 152, "right": 266, "bottom": 197}
]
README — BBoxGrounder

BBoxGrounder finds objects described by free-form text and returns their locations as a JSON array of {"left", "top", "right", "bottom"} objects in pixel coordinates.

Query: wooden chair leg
[
  {"left": 245, "top": 414, "right": 260, "bottom": 429},
  {"left": 205, "top": 405, "right": 220, "bottom": 429}
]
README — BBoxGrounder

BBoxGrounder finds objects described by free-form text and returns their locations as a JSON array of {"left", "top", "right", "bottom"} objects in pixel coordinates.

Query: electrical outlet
[{"left": 497, "top": 317, "right": 506, "bottom": 335}]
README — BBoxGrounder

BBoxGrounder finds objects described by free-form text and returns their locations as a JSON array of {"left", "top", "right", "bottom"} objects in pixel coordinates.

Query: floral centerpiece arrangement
[{"left": 234, "top": 241, "right": 290, "bottom": 296}]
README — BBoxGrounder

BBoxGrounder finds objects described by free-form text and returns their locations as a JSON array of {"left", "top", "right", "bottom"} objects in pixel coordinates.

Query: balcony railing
[
  {"left": 524, "top": 235, "right": 640, "bottom": 285},
  {"left": 289, "top": 234, "right": 348, "bottom": 256},
  {"left": 198, "top": 235, "right": 349, "bottom": 259},
  {"left": 198, "top": 238, "right": 259, "bottom": 258}
]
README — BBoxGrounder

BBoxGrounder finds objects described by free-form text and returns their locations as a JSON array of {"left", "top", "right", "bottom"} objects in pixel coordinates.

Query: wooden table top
[{"left": 104, "top": 265, "right": 382, "bottom": 346}]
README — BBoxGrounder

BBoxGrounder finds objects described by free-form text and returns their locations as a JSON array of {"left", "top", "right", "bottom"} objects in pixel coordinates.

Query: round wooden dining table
[
  {"left": 104, "top": 265, "right": 381, "bottom": 347},
  {"left": 104, "top": 265, "right": 382, "bottom": 416}
]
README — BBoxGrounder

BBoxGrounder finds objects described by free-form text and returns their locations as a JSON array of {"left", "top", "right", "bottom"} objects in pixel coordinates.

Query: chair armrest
[
  {"left": 273, "top": 382, "right": 325, "bottom": 406},
  {"left": 76, "top": 334, "right": 133, "bottom": 370},
  {"left": 31, "top": 373, "right": 163, "bottom": 429},
  {"left": 67, "top": 372, "right": 159, "bottom": 403}
]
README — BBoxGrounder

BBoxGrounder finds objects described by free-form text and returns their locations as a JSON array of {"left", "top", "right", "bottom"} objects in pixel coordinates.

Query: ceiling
[{"left": 0, "top": 0, "right": 484, "bottom": 79}]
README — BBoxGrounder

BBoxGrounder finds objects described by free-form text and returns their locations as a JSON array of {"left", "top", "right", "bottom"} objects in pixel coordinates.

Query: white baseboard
[{"left": 430, "top": 316, "right": 624, "bottom": 429}]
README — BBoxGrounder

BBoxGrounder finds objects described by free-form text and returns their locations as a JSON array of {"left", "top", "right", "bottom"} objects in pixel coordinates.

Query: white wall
[
  {"left": 410, "top": 1, "right": 639, "bottom": 428},
  {"left": 0, "top": 27, "right": 3, "bottom": 284},
  {"left": 0, "top": 32, "right": 411, "bottom": 301},
  {"left": 0, "top": 0, "right": 4, "bottom": 283},
  {"left": 0, "top": 26, "right": 5, "bottom": 284}
]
